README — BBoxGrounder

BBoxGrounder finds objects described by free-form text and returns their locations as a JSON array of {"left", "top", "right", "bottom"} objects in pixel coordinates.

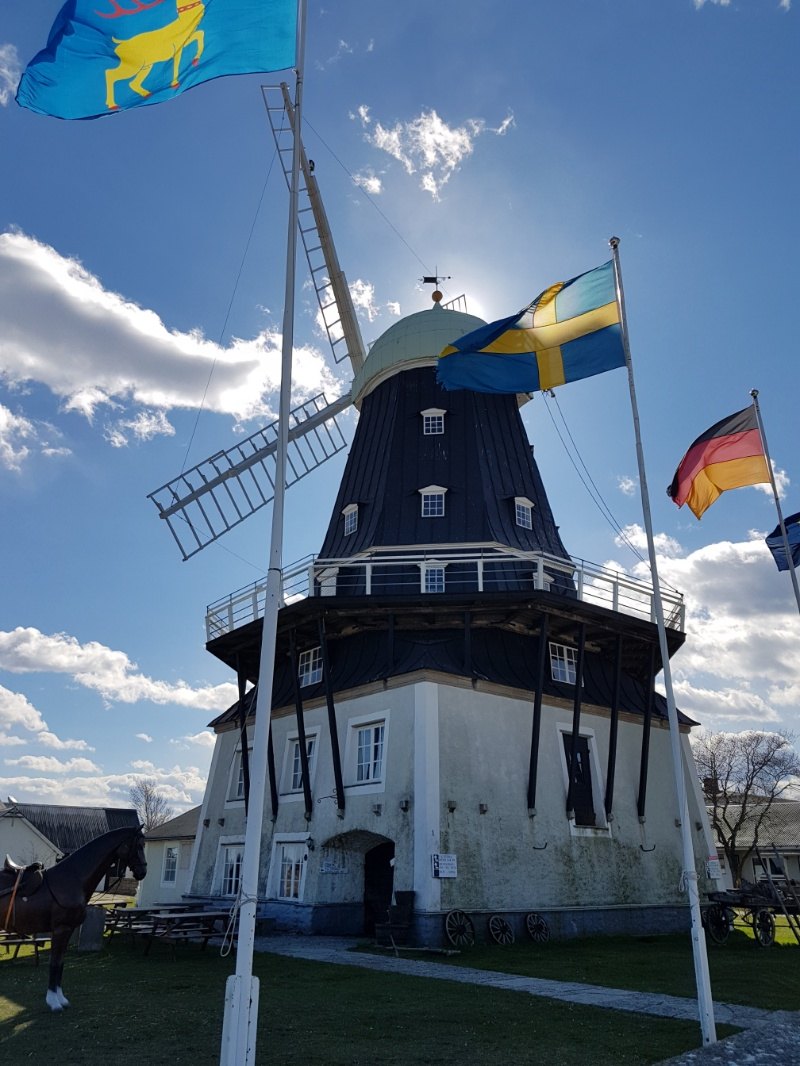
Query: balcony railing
[{"left": 205, "top": 547, "right": 685, "bottom": 641}]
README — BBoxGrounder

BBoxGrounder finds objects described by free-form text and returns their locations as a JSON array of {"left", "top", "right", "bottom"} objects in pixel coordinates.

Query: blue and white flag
[
  {"left": 17, "top": 0, "right": 297, "bottom": 120},
  {"left": 765, "top": 511, "right": 800, "bottom": 572}
]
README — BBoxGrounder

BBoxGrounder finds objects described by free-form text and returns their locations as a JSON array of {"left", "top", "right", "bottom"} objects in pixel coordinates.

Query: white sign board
[
  {"left": 431, "top": 853, "right": 458, "bottom": 878},
  {"left": 705, "top": 856, "right": 723, "bottom": 880}
]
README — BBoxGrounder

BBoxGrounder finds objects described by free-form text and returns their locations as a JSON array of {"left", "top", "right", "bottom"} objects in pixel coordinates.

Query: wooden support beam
[
  {"left": 289, "top": 630, "right": 314, "bottom": 820},
  {"left": 565, "top": 623, "right": 586, "bottom": 819},
  {"left": 527, "top": 613, "right": 549, "bottom": 813},
  {"left": 318, "top": 616, "right": 345, "bottom": 815},
  {"left": 604, "top": 635, "right": 623, "bottom": 820},
  {"left": 637, "top": 644, "right": 657, "bottom": 820}
]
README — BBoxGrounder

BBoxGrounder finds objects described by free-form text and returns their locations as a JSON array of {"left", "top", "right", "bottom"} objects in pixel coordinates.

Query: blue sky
[{"left": 1, "top": 0, "right": 798, "bottom": 811}]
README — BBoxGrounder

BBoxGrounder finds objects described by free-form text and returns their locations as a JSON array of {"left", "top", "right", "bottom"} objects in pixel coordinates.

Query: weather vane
[{"left": 421, "top": 272, "right": 451, "bottom": 304}]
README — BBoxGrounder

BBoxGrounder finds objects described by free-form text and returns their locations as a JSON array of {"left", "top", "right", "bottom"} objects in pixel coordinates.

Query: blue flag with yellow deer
[{"left": 17, "top": 0, "right": 297, "bottom": 120}]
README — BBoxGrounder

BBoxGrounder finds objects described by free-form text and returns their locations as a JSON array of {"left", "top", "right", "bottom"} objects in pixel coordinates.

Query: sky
[{"left": 0, "top": 0, "right": 798, "bottom": 814}]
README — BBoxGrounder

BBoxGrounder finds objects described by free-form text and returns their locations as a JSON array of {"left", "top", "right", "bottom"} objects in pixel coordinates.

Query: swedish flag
[
  {"left": 17, "top": 0, "right": 297, "bottom": 120},
  {"left": 437, "top": 261, "right": 625, "bottom": 395}
]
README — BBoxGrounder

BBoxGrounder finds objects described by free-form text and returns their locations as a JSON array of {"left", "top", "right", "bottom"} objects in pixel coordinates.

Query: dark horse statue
[{"left": 0, "top": 825, "right": 146, "bottom": 1010}]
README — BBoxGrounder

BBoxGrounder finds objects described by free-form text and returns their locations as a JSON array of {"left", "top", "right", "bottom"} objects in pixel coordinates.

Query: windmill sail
[{"left": 148, "top": 392, "right": 349, "bottom": 560}]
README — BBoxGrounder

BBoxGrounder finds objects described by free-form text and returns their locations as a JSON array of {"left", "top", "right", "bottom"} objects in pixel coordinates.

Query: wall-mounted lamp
[
  {"left": 372, "top": 803, "right": 383, "bottom": 816},
  {"left": 306, "top": 837, "right": 315, "bottom": 852},
  {"left": 446, "top": 800, "right": 457, "bottom": 813},
  {"left": 217, "top": 817, "right": 225, "bottom": 827},
  {"left": 202, "top": 818, "right": 210, "bottom": 828},
  {"left": 399, "top": 799, "right": 410, "bottom": 813},
  {"left": 479, "top": 803, "right": 488, "bottom": 815}
]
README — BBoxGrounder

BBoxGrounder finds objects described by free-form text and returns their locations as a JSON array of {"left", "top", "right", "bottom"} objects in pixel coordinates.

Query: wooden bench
[{"left": 0, "top": 931, "right": 51, "bottom": 965}]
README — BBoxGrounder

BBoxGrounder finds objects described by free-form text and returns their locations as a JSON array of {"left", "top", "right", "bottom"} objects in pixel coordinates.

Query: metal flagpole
[
  {"left": 219, "top": 3, "right": 307, "bottom": 1063},
  {"left": 609, "top": 237, "right": 717, "bottom": 1046},
  {"left": 750, "top": 389, "right": 800, "bottom": 617}
]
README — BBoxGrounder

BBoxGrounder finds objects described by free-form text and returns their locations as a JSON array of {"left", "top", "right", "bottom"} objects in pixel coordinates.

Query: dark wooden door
[
  {"left": 563, "top": 734, "right": 596, "bottom": 826},
  {"left": 363, "top": 841, "right": 395, "bottom": 934}
]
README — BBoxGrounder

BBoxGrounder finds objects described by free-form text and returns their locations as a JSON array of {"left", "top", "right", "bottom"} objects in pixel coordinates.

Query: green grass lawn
[
  {"left": 374, "top": 920, "right": 800, "bottom": 1013},
  {"left": 1, "top": 937, "right": 729, "bottom": 1066}
]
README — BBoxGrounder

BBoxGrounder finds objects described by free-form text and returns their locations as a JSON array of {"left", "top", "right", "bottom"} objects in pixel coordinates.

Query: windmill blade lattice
[{"left": 148, "top": 392, "right": 350, "bottom": 560}]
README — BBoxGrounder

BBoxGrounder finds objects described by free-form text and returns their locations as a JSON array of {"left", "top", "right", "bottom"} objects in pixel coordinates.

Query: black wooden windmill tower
[{"left": 151, "top": 88, "right": 716, "bottom": 944}]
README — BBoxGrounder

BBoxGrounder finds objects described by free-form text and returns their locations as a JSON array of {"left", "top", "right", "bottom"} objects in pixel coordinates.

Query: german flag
[{"left": 667, "top": 406, "right": 769, "bottom": 519}]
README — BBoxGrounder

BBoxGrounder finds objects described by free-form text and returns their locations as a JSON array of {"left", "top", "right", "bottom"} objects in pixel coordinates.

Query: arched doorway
[{"left": 363, "top": 840, "right": 395, "bottom": 935}]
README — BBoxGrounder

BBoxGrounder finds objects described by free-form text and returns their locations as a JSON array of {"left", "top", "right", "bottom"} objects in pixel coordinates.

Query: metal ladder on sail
[{"left": 263, "top": 83, "right": 365, "bottom": 374}]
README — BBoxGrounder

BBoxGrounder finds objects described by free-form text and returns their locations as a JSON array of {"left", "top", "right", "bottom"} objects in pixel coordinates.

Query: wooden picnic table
[
  {"left": 139, "top": 909, "right": 233, "bottom": 957},
  {"left": 105, "top": 904, "right": 193, "bottom": 939}
]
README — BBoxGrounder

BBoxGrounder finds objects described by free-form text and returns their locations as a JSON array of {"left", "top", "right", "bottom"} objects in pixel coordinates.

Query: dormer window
[
  {"left": 343, "top": 504, "right": 358, "bottom": 536},
  {"left": 515, "top": 496, "right": 534, "bottom": 530},
  {"left": 298, "top": 647, "right": 323, "bottom": 687},
  {"left": 421, "top": 408, "right": 446, "bottom": 435},
  {"left": 422, "top": 564, "right": 446, "bottom": 594},
  {"left": 550, "top": 642, "right": 578, "bottom": 685},
  {"left": 419, "top": 485, "right": 447, "bottom": 518}
]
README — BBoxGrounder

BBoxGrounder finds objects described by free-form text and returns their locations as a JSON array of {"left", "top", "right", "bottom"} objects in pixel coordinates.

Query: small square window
[
  {"left": 424, "top": 567, "right": 445, "bottom": 594},
  {"left": 423, "top": 413, "right": 444, "bottom": 435},
  {"left": 515, "top": 501, "right": 533, "bottom": 530},
  {"left": 298, "top": 647, "right": 323, "bottom": 687},
  {"left": 421, "top": 492, "right": 445, "bottom": 518},
  {"left": 550, "top": 642, "right": 578, "bottom": 684},
  {"left": 343, "top": 506, "right": 358, "bottom": 536}
]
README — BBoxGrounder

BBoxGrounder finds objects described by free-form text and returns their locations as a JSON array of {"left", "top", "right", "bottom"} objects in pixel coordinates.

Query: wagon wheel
[
  {"left": 444, "top": 910, "right": 475, "bottom": 948},
  {"left": 525, "top": 912, "right": 550, "bottom": 943},
  {"left": 488, "top": 915, "right": 515, "bottom": 945},
  {"left": 703, "top": 904, "right": 732, "bottom": 945},
  {"left": 753, "top": 909, "right": 775, "bottom": 948}
]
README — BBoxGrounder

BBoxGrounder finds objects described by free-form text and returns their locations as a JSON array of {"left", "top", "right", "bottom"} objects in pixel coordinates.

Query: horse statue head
[{"left": 117, "top": 825, "right": 148, "bottom": 881}]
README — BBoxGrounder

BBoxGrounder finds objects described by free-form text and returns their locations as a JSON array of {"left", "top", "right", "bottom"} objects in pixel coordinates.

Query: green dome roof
[{"left": 351, "top": 303, "right": 485, "bottom": 407}]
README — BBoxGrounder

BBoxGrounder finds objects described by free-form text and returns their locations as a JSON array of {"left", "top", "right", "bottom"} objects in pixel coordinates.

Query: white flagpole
[
  {"left": 609, "top": 237, "right": 717, "bottom": 1046},
  {"left": 750, "top": 389, "right": 800, "bottom": 617},
  {"left": 220, "top": 3, "right": 307, "bottom": 1064}
]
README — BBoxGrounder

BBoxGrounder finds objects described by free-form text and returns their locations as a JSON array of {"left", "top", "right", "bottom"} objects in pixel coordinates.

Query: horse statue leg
[{"left": 45, "top": 924, "right": 73, "bottom": 1011}]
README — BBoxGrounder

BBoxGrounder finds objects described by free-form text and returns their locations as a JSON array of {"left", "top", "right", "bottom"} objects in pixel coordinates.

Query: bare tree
[
  {"left": 692, "top": 729, "right": 800, "bottom": 885},
  {"left": 129, "top": 778, "right": 174, "bottom": 832}
]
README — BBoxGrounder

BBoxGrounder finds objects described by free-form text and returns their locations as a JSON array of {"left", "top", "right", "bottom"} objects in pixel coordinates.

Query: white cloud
[
  {"left": 0, "top": 403, "right": 73, "bottom": 471},
  {"left": 104, "top": 409, "right": 175, "bottom": 448},
  {"left": 614, "top": 522, "right": 683, "bottom": 559},
  {"left": 0, "top": 626, "right": 238, "bottom": 710},
  {"left": 315, "top": 39, "right": 353, "bottom": 69},
  {"left": 136, "top": 733, "right": 153, "bottom": 743},
  {"left": 37, "top": 731, "right": 94, "bottom": 752},
  {"left": 386, "top": 301, "right": 401, "bottom": 317},
  {"left": 0, "top": 682, "right": 98, "bottom": 751},
  {"left": 1, "top": 761, "right": 207, "bottom": 809},
  {"left": 349, "top": 279, "right": 380, "bottom": 322},
  {"left": 0, "top": 44, "right": 21, "bottom": 107},
  {"left": 693, "top": 0, "right": 731, "bottom": 7},
  {"left": 619, "top": 532, "right": 800, "bottom": 730},
  {"left": 5, "top": 754, "right": 102, "bottom": 774},
  {"left": 353, "top": 170, "right": 383, "bottom": 195},
  {"left": 754, "top": 461, "right": 789, "bottom": 500},
  {"left": 0, "top": 733, "right": 26, "bottom": 747},
  {"left": 617, "top": 475, "right": 636, "bottom": 496},
  {"left": 353, "top": 107, "right": 513, "bottom": 199},
  {"left": 0, "top": 231, "right": 341, "bottom": 437},
  {"left": 171, "top": 730, "right": 216, "bottom": 749}
]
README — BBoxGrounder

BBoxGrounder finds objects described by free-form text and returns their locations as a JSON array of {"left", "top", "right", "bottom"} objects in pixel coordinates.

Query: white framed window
[
  {"left": 344, "top": 711, "right": 390, "bottom": 793},
  {"left": 280, "top": 731, "right": 319, "bottom": 796},
  {"left": 227, "top": 742, "right": 251, "bottom": 804},
  {"left": 343, "top": 504, "right": 358, "bottom": 536},
  {"left": 357, "top": 722, "right": 385, "bottom": 782},
  {"left": 161, "top": 845, "right": 178, "bottom": 885},
  {"left": 550, "top": 642, "right": 578, "bottom": 685},
  {"left": 515, "top": 496, "right": 534, "bottom": 530},
  {"left": 267, "top": 834, "right": 311, "bottom": 902},
  {"left": 421, "top": 408, "right": 446, "bottom": 435},
  {"left": 221, "top": 843, "right": 243, "bottom": 897},
  {"left": 298, "top": 646, "right": 323, "bottom": 687},
  {"left": 423, "top": 565, "right": 445, "bottom": 594},
  {"left": 419, "top": 485, "right": 447, "bottom": 518}
]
